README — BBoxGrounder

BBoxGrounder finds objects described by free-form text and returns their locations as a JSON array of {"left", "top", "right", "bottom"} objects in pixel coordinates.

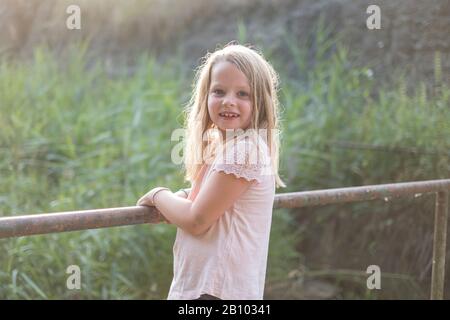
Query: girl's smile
[
  {"left": 207, "top": 61, "right": 253, "bottom": 134},
  {"left": 218, "top": 111, "right": 240, "bottom": 120}
]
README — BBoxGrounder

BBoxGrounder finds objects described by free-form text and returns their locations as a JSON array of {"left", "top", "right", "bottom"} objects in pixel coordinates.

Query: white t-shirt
[{"left": 167, "top": 135, "right": 276, "bottom": 300}]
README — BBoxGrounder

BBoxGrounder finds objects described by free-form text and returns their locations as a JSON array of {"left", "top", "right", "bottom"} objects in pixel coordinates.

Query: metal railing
[{"left": 1, "top": 179, "right": 449, "bottom": 299}]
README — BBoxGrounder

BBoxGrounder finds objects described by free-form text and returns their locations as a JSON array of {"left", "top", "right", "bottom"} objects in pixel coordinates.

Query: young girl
[{"left": 136, "top": 43, "right": 285, "bottom": 300}]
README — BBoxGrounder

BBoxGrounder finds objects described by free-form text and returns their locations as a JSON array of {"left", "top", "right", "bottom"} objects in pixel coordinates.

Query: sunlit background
[{"left": 0, "top": 0, "right": 449, "bottom": 299}]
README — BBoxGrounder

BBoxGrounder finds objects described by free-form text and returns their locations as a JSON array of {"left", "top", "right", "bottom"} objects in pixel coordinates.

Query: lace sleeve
[{"left": 212, "top": 138, "right": 268, "bottom": 183}]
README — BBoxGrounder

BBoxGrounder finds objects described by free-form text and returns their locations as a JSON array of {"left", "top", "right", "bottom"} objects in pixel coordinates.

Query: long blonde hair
[{"left": 183, "top": 43, "right": 286, "bottom": 188}]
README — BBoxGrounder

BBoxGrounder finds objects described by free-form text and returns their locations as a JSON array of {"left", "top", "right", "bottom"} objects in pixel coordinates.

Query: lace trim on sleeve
[
  {"left": 212, "top": 138, "right": 268, "bottom": 183},
  {"left": 212, "top": 163, "right": 263, "bottom": 183}
]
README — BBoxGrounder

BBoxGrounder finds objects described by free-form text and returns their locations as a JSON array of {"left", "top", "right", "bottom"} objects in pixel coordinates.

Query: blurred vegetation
[
  {"left": 0, "top": 18, "right": 449, "bottom": 299},
  {"left": 0, "top": 40, "right": 302, "bottom": 299},
  {"left": 273, "top": 23, "right": 449, "bottom": 299},
  {"left": 0, "top": 0, "right": 261, "bottom": 61}
]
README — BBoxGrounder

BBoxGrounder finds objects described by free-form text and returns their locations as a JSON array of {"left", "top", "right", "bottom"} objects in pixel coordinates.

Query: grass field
[{"left": 1, "top": 33, "right": 449, "bottom": 298}]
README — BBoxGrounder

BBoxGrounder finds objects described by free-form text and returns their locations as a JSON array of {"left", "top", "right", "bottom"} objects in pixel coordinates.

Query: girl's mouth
[{"left": 219, "top": 112, "right": 240, "bottom": 120}]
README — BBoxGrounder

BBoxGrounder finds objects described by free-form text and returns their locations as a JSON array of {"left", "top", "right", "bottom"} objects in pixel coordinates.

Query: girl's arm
[
  {"left": 137, "top": 174, "right": 252, "bottom": 236},
  {"left": 145, "top": 188, "right": 190, "bottom": 223},
  {"left": 174, "top": 188, "right": 191, "bottom": 199}
]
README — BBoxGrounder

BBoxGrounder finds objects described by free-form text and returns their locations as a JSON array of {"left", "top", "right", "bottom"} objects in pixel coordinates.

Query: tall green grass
[
  {"left": 278, "top": 31, "right": 449, "bottom": 191},
  {"left": 1, "top": 30, "right": 449, "bottom": 298},
  {"left": 276, "top": 27, "right": 449, "bottom": 299},
  {"left": 0, "top": 44, "right": 300, "bottom": 299}
]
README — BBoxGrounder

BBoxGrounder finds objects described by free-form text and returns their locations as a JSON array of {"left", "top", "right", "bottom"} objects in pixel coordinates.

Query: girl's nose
[{"left": 222, "top": 94, "right": 237, "bottom": 107}]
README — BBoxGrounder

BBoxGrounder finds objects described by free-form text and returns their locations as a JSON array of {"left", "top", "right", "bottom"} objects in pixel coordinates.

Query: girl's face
[{"left": 207, "top": 61, "right": 253, "bottom": 137}]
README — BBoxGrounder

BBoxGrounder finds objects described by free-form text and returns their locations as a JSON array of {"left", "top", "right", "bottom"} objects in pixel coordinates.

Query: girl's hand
[
  {"left": 136, "top": 187, "right": 171, "bottom": 224},
  {"left": 136, "top": 187, "right": 167, "bottom": 207}
]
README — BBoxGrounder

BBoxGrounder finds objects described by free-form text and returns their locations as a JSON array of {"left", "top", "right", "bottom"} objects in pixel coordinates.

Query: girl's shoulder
[{"left": 212, "top": 135, "right": 272, "bottom": 183}]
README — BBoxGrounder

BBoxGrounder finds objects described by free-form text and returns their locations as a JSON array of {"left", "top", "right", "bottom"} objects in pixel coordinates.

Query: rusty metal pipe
[
  {"left": 1, "top": 179, "right": 450, "bottom": 300},
  {"left": 274, "top": 179, "right": 450, "bottom": 209},
  {"left": 1, "top": 179, "right": 449, "bottom": 239},
  {"left": 431, "top": 191, "right": 449, "bottom": 300},
  {"left": 0, "top": 206, "right": 161, "bottom": 239}
]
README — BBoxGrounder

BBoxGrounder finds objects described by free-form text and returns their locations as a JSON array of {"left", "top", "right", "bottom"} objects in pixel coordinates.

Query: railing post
[{"left": 431, "top": 191, "right": 449, "bottom": 300}]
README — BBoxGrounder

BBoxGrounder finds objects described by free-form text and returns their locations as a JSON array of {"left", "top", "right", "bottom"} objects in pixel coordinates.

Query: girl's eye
[
  {"left": 238, "top": 91, "right": 249, "bottom": 97},
  {"left": 213, "top": 89, "right": 224, "bottom": 95}
]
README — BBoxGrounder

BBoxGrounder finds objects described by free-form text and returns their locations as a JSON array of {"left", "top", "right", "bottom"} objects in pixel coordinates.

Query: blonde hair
[{"left": 183, "top": 43, "right": 286, "bottom": 188}]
